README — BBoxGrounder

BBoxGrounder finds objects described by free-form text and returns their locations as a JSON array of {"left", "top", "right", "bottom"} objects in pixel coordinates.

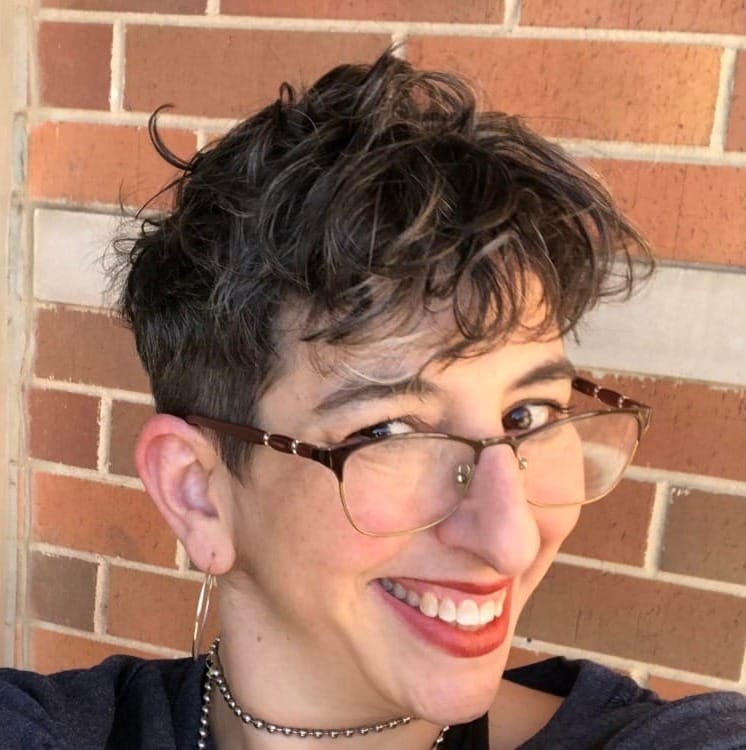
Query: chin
[{"left": 401, "top": 656, "right": 506, "bottom": 726}]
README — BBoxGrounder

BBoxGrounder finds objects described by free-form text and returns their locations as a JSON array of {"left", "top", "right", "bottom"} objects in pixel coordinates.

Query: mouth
[
  {"left": 377, "top": 577, "right": 512, "bottom": 658},
  {"left": 380, "top": 577, "right": 506, "bottom": 630}
]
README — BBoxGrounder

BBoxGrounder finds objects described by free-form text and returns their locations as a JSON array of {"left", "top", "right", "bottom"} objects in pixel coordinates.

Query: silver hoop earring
[{"left": 192, "top": 572, "right": 216, "bottom": 660}]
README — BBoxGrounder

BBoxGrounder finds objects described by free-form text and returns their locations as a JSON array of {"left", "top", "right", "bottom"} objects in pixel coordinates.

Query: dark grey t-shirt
[{"left": 0, "top": 654, "right": 744, "bottom": 748}]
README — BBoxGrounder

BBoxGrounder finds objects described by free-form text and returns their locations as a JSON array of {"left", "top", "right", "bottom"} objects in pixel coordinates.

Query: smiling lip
[{"left": 378, "top": 578, "right": 512, "bottom": 658}]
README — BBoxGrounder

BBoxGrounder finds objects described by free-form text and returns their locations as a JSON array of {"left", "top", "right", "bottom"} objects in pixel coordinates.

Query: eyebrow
[
  {"left": 312, "top": 357, "right": 577, "bottom": 416},
  {"left": 510, "top": 358, "right": 578, "bottom": 389},
  {"left": 313, "top": 375, "right": 438, "bottom": 415}
]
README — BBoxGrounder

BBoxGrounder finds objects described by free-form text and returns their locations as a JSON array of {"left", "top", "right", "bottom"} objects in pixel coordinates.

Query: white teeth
[
  {"left": 419, "top": 592, "right": 439, "bottom": 618},
  {"left": 381, "top": 578, "right": 506, "bottom": 628},
  {"left": 479, "top": 599, "right": 495, "bottom": 625},
  {"left": 494, "top": 588, "right": 506, "bottom": 617},
  {"left": 456, "top": 599, "right": 480, "bottom": 627},
  {"left": 437, "top": 597, "right": 457, "bottom": 623}
]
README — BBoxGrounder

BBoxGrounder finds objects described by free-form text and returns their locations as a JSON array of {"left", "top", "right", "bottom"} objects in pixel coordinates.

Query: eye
[
  {"left": 352, "top": 418, "right": 417, "bottom": 440},
  {"left": 502, "top": 402, "right": 570, "bottom": 433}
]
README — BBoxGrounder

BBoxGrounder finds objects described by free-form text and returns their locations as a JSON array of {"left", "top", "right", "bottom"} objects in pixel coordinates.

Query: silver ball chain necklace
[{"left": 197, "top": 638, "right": 450, "bottom": 749}]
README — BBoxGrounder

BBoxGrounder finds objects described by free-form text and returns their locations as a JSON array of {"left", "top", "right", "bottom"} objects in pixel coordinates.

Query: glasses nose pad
[
  {"left": 455, "top": 463, "right": 474, "bottom": 493},
  {"left": 517, "top": 455, "right": 528, "bottom": 471}
]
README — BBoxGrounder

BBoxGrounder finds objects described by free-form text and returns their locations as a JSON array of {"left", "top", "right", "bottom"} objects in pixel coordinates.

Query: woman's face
[{"left": 221, "top": 324, "right": 581, "bottom": 726}]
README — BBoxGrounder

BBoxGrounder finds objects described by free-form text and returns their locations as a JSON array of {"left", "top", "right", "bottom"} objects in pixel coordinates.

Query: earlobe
[{"left": 135, "top": 414, "right": 235, "bottom": 575}]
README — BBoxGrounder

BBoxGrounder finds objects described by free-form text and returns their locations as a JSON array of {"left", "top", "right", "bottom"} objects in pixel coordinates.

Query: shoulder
[
  {"left": 504, "top": 658, "right": 746, "bottom": 750},
  {"left": 0, "top": 654, "right": 205, "bottom": 750},
  {"left": 615, "top": 689, "right": 746, "bottom": 749}
]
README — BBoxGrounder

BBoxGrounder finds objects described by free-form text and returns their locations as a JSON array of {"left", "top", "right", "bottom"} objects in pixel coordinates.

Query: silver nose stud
[{"left": 455, "top": 463, "right": 473, "bottom": 488}]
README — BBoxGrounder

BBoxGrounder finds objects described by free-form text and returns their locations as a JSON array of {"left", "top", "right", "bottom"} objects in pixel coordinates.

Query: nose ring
[{"left": 455, "top": 463, "right": 473, "bottom": 489}]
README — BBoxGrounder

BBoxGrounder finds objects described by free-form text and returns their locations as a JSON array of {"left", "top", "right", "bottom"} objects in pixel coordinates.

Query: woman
[{"left": 1, "top": 51, "right": 744, "bottom": 749}]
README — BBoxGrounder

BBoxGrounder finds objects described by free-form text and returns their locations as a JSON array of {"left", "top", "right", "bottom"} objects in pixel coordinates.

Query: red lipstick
[{"left": 377, "top": 579, "right": 512, "bottom": 658}]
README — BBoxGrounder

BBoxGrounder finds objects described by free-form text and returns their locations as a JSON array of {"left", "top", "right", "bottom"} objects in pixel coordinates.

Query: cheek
[
  {"left": 233, "top": 454, "right": 402, "bottom": 581},
  {"left": 538, "top": 504, "right": 582, "bottom": 553},
  {"left": 515, "top": 505, "right": 581, "bottom": 608}
]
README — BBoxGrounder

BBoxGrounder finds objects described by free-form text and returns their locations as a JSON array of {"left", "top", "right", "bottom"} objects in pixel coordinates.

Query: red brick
[
  {"left": 562, "top": 480, "right": 654, "bottom": 566},
  {"left": 647, "top": 675, "right": 717, "bottom": 700},
  {"left": 409, "top": 38, "right": 720, "bottom": 145},
  {"left": 124, "top": 28, "right": 390, "bottom": 118},
  {"left": 521, "top": 0, "right": 746, "bottom": 34},
  {"left": 28, "top": 122, "right": 196, "bottom": 207},
  {"left": 28, "top": 627, "right": 156, "bottom": 674},
  {"left": 28, "top": 551, "right": 97, "bottom": 631},
  {"left": 660, "top": 488, "right": 746, "bottom": 585},
  {"left": 28, "top": 389, "right": 99, "bottom": 469},
  {"left": 38, "top": 22, "right": 111, "bottom": 110},
  {"left": 32, "top": 473, "right": 177, "bottom": 566},
  {"left": 587, "top": 160, "right": 746, "bottom": 267},
  {"left": 591, "top": 375, "right": 746, "bottom": 482},
  {"left": 727, "top": 52, "right": 746, "bottom": 152},
  {"left": 109, "top": 401, "right": 155, "bottom": 477},
  {"left": 107, "top": 567, "right": 219, "bottom": 650},
  {"left": 42, "top": 0, "right": 205, "bottom": 10},
  {"left": 222, "top": 0, "right": 503, "bottom": 22},
  {"left": 517, "top": 563, "right": 746, "bottom": 678},
  {"left": 35, "top": 306, "right": 149, "bottom": 392}
]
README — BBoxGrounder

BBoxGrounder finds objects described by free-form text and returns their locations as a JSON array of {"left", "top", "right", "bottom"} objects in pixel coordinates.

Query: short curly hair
[{"left": 112, "top": 50, "right": 653, "bottom": 473}]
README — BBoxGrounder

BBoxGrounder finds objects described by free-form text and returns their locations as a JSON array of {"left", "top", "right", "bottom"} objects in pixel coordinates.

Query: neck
[
  {"left": 209, "top": 592, "right": 446, "bottom": 750},
  {"left": 208, "top": 686, "right": 446, "bottom": 750}
]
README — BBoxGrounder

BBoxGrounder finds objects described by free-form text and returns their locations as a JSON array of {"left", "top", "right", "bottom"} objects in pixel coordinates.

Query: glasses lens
[
  {"left": 341, "top": 436, "right": 476, "bottom": 534},
  {"left": 524, "top": 411, "right": 641, "bottom": 505},
  {"left": 339, "top": 412, "right": 642, "bottom": 532}
]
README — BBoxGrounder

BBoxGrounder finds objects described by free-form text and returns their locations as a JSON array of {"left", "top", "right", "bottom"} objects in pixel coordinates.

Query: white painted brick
[
  {"left": 568, "top": 265, "right": 746, "bottom": 386},
  {"left": 33, "top": 208, "right": 121, "bottom": 307},
  {"left": 33, "top": 209, "right": 745, "bottom": 386}
]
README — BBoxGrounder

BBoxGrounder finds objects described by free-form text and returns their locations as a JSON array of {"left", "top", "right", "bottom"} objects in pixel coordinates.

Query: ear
[{"left": 135, "top": 414, "right": 235, "bottom": 576}]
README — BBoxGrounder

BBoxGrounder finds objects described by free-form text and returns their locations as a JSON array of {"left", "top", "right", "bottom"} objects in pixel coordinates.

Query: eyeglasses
[{"left": 186, "top": 377, "right": 651, "bottom": 537}]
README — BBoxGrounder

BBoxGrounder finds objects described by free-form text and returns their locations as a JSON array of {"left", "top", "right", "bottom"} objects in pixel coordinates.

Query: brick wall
[{"left": 6, "top": 0, "right": 745, "bottom": 699}]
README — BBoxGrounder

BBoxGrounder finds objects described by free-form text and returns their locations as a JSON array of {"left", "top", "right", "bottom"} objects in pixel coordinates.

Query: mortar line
[
  {"left": 31, "top": 377, "right": 152, "bottom": 403},
  {"left": 205, "top": 0, "right": 220, "bottom": 15},
  {"left": 109, "top": 19, "right": 125, "bottom": 113},
  {"left": 627, "top": 665, "right": 647, "bottom": 685},
  {"left": 97, "top": 394, "right": 113, "bottom": 473},
  {"left": 15, "top": 535, "right": 28, "bottom": 668},
  {"left": 511, "top": 636, "right": 744, "bottom": 690},
  {"left": 195, "top": 129, "right": 210, "bottom": 150},
  {"left": 7, "top": 82, "right": 36, "bottom": 665},
  {"left": 621, "top": 467, "right": 746, "bottom": 496},
  {"left": 27, "top": 619, "right": 188, "bottom": 657},
  {"left": 34, "top": 298, "right": 129, "bottom": 314},
  {"left": 33, "top": 10, "right": 746, "bottom": 47},
  {"left": 643, "top": 480, "right": 669, "bottom": 573},
  {"left": 710, "top": 48, "right": 738, "bottom": 152},
  {"left": 554, "top": 553, "right": 746, "bottom": 596},
  {"left": 29, "top": 542, "right": 192, "bottom": 578},
  {"left": 92, "top": 559, "right": 109, "bottom": 635},
  {"left": 26, "top": 6, "right": 39, "bottom": 111},
  {"left": 28, "top": 459, "right": 146, "bottom": 489},
  {"left": 504, "top": 0, "right": 521, "bottom": 30},
  {"left": 557, "top": 138, "right": 746, "bottom": 166},
  {"left": 390, "top": 29, "right": 409, "bottom": 55},
  {"left": 27, "top": 107, "right": 746, "bottom": 165},
  {"left": 175, "top": 541, "right": 189, "bottom": 572}
]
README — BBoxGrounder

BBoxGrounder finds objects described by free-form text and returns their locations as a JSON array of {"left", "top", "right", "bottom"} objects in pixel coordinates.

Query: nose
[{"left": 435, "top": 443, "right": 541, "bottom": 576}]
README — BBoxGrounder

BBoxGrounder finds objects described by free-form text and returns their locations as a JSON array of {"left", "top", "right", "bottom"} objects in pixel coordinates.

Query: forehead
[{"left": 264, "top": 298, "right": 564, "bottom": 413}]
